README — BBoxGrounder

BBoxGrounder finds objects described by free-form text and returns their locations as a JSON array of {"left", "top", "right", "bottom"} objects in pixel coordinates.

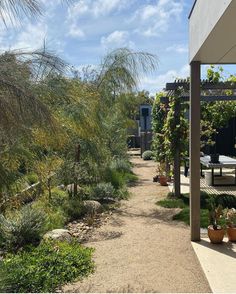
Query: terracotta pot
[
  {"left": 208, "top": 225, "right": 225, "bottom": 244},
  {"left": 159, "top": 176, "right": 168, "bottom": 186},
  {"left": 227, "top": 226, "right": 236, "bottom": 242}
]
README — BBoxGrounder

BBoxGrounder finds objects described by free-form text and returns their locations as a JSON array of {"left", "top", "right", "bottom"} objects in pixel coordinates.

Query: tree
[{"left": 0, "top": 0, "right": 73, "bottom": 25}]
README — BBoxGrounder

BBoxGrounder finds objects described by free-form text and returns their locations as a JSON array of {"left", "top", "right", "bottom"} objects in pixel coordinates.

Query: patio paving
[
  {"left": 192, "top": 239, "right": 236, "bottom": 293},
  {"left": 168, "top": 169, "right": 236, "bottom": 196}
]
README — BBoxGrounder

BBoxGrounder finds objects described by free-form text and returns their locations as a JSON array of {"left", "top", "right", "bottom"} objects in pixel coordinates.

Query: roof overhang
[{"left": 189, "top": 0, "right": 236, "bottom": 64}]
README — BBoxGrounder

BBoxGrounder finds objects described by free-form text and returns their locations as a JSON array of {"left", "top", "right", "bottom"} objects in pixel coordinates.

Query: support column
[
  {"left": 174, "top": 97, "right": 181, "bottom": 197},
  {"left": 190, "top": 61, "right": 201, "bottom": 241}
]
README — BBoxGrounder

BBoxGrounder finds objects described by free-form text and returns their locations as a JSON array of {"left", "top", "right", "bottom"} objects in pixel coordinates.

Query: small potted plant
[
  {"left": 207, "top": 197, "right": 225, "bottom": 243},
  {"left": 157, "top": 162, "right": 168, "bottom": 186},
  {"left": 224, "top": 208, "right": 236, "bottom": 242}
]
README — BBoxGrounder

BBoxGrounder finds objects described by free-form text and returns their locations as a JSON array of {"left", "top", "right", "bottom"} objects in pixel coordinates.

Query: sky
[{"left": 0, "top": 0, "right": 199, "bottom": 94}]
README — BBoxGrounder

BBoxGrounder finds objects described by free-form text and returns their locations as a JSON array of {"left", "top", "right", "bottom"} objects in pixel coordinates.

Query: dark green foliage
[
  {"left": 0, "top": 205, "right": 46, "bottom": 251},
  {"left": 157, "top": 198, "right": 187, "bottom": 209},
  {"left": 50, "top": 187, "right": 68, "bottom": 207},
  {"left": 105, "top": 166, "right": 137, "bottom": 190},
  {"left": 173, "top": 208, "right": 209, "bottom": 228},
  {"left": 0, "top": 241, "right": 94, "bottom": 293},
  {"left": 25, "top": 173, "right": 38, "bottom": 185},
  {"left": 105, "top": 169, "right": 125, "bottom": 189},
  {"left": 214, "top": 194, "right": 236, "bottom": 209},
  {"left": 159, "top": 191, "right": 236, "bottom": 228},
  {"left": 142, "top": 150, "right": 153, "bottom": 160},
  {"left": 63, "top": 198, "right": 86, "bottom": 221}
]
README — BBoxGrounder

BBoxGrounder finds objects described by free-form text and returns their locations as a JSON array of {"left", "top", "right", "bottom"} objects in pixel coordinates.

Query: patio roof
[{"left": 189, "top": 0, "right": 236, "bottom": 64}]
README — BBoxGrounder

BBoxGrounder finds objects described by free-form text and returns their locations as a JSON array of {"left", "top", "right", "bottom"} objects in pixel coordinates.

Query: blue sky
[{"left": 1, "top": 0, "right": 197, "bottom": 94}]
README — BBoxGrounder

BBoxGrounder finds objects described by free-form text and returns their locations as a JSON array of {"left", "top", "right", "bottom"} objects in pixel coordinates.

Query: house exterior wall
[{"left": 189, "top": 0, "right": 232, "bottom": 62}]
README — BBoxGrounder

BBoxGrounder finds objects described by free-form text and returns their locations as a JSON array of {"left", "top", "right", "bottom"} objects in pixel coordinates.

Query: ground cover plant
[
  {"left": 157, "top": 192, "right": 236, "bottom": 228},
  {"left": 0, "top": 240, "right": 94, "bottom": 293}
]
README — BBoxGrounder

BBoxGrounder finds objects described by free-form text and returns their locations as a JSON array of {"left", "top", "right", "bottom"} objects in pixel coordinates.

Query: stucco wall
[{"left": 189, "top": 0, "right": 232, "bottom": 62}]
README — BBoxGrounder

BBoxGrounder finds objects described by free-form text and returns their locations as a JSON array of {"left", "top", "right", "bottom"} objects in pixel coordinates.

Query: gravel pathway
[{"left": 63, "top": 156, "right": 211, "bottom": 293}]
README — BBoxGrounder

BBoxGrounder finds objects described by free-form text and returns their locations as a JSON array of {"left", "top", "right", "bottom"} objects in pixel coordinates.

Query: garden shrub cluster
[
  {"left": 0, "top": 205, "right": 46, "bottom": 252},
  {"left": 142, "top": 150, "right": 153, "bottom": 160},
  {"left": 0, "top": 241, "right": 94, "bottom": 293},
  {"left": 90, "top": 182, "right": 116, "bottom": 201},
  {"left": 0, "top": 13, "right": 155, "bottom": 290}
]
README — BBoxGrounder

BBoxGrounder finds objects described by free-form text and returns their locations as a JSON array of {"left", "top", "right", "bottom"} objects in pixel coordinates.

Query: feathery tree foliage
[{"left": 0, "top": 47, "right": 158, "bottom": 209}]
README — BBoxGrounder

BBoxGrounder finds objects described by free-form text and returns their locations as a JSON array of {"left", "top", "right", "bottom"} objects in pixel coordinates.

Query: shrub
[
  {"left": 63, "top": 198, "right": 86, "bottom": 221},
  {"left": 25, "top": 173, "right": 39, "bottom": 185},
  {"left": 105, "top": 169, "right": 125, "bottom": 189},
  {"left": 116, "top": 187, "right": 130, "bottom": 200},
  {"left": 0, "top": 241, "right": 94, "bottom": 293},
  {"left": 50, "top": 187, "right": 68, "bottom": 207},
  {"left": 215, "top": 194, "right": 236, "bottom": 209},
  {"left": 0, "top": 205, "right": 46, "bottom": 251},
  {"left": 110, "top": 159, "right": 132, "bottom": 173},
  {"left": 91, "top": 182, "right": 116, "bottom": 201},
  {"left": 44, "top": 209, "right": 67, "bottom": 231},
  {"left": 104, "top": 168, "right": 137, "bottom": 189},
  {"left": 33, "top": 196, "right": 67, "bottom": 232},
  {"left": 142, "top": 150, "right": 153, "bottom": 160}
]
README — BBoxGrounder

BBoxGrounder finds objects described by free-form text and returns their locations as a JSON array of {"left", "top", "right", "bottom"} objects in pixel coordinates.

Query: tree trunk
[{"left": 73, "top": 143, "right": 81, "bottom": 198}]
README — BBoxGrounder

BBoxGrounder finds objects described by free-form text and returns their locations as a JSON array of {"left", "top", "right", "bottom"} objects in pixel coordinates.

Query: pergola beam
[
  {"left": 166, "top": 81, "right": 236, "bottom": 91},
  {"left": 160, "top": 95, "right": 236, "bottom": 103}
]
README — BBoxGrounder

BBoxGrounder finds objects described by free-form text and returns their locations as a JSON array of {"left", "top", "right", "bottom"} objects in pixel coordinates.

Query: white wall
[{"left": 189, "top": 0, "right": 232, "bottom": 62}]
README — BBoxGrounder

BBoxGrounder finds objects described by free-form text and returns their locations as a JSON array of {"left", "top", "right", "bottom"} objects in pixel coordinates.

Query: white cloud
[
  {"left": 166, "top": 44, "right": 188, "bottom": 54},
  {"left": 140, "top": 64, "right": 189, "bottom": 93},
  {"left": 11, "top": 22, "right": 48, "bottom": 50},
  {"left": 67, "top": 0, "right": 131, "bottom": 20},
  {"left": 133, "top": 0, "right": 184, "bottom": 37},
  {"left": 66, "top": 0, "right": 136, "bottom": 40},
  {"left": 68, "top": 24, "right": 85, "bottom": 38},
  {"left": 101, "top": 30, "right": 134, "bottom": 49}
]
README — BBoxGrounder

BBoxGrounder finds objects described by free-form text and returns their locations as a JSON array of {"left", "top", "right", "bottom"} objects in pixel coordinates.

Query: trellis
[{"left": 161, "top": 79, "right": 236, "bottom": 197}]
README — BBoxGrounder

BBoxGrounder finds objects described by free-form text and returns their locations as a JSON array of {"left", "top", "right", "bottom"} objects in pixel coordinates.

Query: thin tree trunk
[{"left": 73, "top": 143, "right": 81, "bottom": 198}]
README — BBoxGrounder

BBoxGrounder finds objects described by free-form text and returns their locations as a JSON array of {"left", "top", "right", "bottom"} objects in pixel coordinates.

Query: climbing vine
[{"left": 152, "top": 66, "right": 236, "bottom": 173}]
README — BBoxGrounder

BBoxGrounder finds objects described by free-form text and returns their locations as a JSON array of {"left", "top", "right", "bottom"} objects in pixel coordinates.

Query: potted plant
[
  {"left": 157, "top": 162, "right": 168, "bottom": 186},
  {"left": 207, "top": 197, "right": 225, "bottom": 243},
  {"left": 224, "top": 208, "right": 236, "bottom": 242}
]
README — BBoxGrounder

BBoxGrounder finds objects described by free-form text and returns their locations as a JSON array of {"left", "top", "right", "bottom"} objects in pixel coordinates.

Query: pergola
[
  {"left": 161, "top": 80, "right": 236, "bottom": 202},
  {"left": 189, "top": 0, "right": 236, "bottom": 241}
]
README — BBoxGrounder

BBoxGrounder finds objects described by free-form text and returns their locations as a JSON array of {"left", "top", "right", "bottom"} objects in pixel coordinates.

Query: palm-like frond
[
  {"left": 97, "top": 48, "right": 158, "bottom": 93},
  {"left": 0, "top": 0, "right": 42, "bottom": 25},
  {"left": 12, "top": 46, "right": 69, "bottom": 79},
  {"left": 0, "top": 0, "right": 74, "bottom": 25},
  {"left": 0, "top": 51, "right": 57, "bottom": 145}
]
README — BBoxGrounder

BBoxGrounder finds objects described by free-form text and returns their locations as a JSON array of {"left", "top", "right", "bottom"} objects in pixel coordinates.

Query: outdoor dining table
[{"left": 200, "top": 155, "right": 236, "bottom": 186}]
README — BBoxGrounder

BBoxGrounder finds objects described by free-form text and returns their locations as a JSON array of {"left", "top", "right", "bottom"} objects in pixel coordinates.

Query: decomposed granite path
[{"left": 63, "top": 156, "right": 211, "bottom": 293}]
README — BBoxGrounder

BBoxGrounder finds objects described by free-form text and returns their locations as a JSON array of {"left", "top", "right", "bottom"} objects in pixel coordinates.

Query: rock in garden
[
  {"left": 43, "top": 229, "right": 72, "bottom": 242},
  {"left": 83, "top": 200, "right": 103, "bottom": 215}
]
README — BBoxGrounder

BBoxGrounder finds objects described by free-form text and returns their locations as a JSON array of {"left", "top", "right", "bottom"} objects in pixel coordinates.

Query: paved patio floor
[
  {"left": 192, "top": 238, "right": 236, "bottom": 293},
  {"left": 168, "top": 169, "right": 236, "bottom": 196}
]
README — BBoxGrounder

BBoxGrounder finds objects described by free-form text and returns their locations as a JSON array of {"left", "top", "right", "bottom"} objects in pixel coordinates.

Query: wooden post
[
  {"left": 190, "top": 61, "right": 201, "bottom": 241},
  {"left": 174, "top": 97, "right": 181, "bottom": 197}
]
